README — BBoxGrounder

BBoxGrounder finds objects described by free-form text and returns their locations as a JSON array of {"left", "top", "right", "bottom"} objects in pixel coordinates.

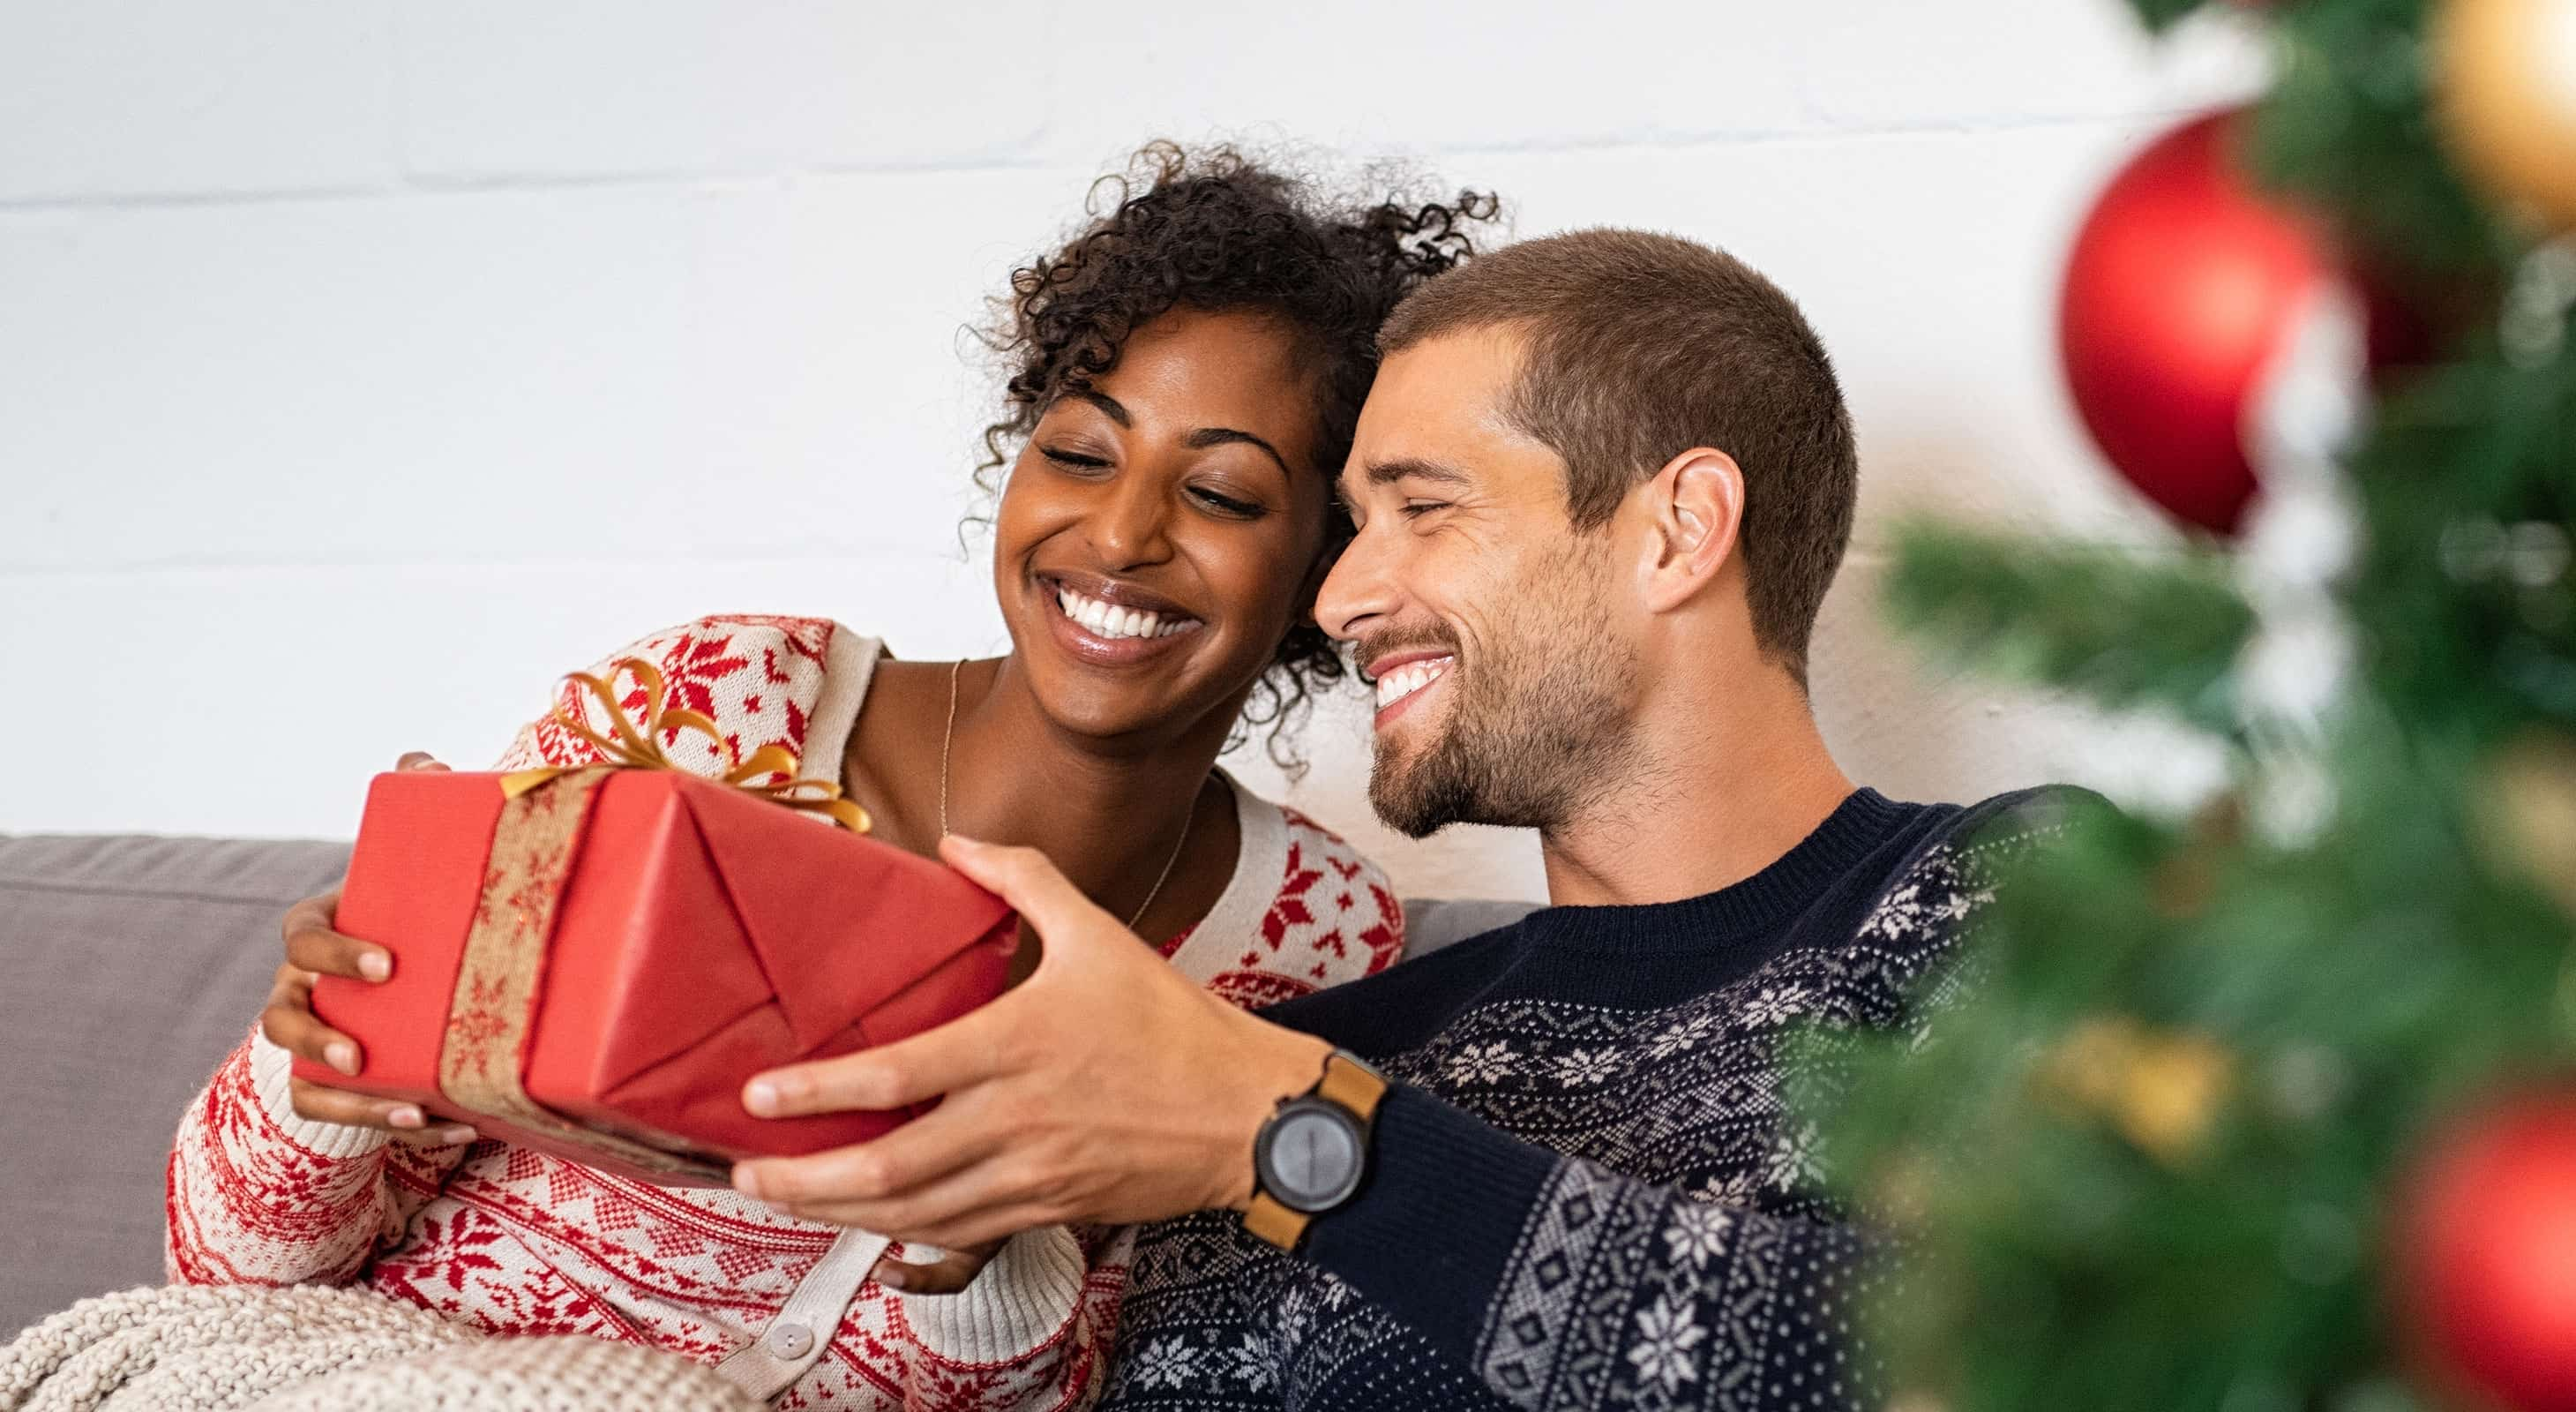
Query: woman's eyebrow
[
  {"left": 1074, "top": 390, "right": 1132, "bottom": 425},
  {"left": 1186, "top": 427, "right": 1293, "bottom": 476},
  {"left": 1068, "top": 392, "right": 1291, "bottom": 477}
]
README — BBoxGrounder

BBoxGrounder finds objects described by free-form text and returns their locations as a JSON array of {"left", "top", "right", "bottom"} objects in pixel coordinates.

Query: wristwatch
[{"left": 1244, "top": 1049, "right": 1388, "bottom": 1251}]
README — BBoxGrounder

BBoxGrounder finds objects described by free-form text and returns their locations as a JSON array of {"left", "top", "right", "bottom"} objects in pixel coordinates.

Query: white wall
[{"left": 0, "top": 1, "right": 2256, "bottom": 901}]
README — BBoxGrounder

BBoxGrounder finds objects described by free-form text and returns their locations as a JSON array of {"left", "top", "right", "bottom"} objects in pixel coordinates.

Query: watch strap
[
  {"left": 1243, "top": 1188, "right": 1310, "bottom": 1250},
  {"left": 1316, "top": 1050, "right": 1389, "bottom": 1116}
]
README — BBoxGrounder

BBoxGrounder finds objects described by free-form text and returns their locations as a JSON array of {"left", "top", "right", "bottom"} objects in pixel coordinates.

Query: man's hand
[{"left": 731, "top": 836, "right": 1332, "bottom": 1250}]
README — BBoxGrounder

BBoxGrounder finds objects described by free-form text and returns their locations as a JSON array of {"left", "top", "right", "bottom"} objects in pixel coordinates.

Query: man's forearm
[{"left": 1299, "top": 1085, "right": 1881, "bottom": 1412}]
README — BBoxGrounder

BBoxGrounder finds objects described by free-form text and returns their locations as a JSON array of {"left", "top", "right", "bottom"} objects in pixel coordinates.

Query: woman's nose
[{"left": 1089, "top": 470, "right": 1174, "bottom": 568}]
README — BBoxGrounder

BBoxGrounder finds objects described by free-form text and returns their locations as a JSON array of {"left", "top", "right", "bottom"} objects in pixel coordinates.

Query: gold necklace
[{"left": 939, "top": 659, "right": 1193, "bottom": 932}]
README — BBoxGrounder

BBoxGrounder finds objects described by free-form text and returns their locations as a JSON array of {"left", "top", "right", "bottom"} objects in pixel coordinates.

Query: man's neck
[{"left": 1538, "top": 670, "right": 1855, "bottom": 909}]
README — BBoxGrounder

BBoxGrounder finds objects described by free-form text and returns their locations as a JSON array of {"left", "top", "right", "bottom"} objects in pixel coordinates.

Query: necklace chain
[{"left": 940, "top": 659, "right": 1191, "bottom": 932}]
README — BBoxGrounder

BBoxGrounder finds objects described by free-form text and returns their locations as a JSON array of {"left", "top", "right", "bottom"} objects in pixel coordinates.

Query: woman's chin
[
  {"left": 1029, "top": 689, "right": 1192, "bottom": 747},
  {"left": 1016, "top": 655, "right": 1250, "bottom": 751}
]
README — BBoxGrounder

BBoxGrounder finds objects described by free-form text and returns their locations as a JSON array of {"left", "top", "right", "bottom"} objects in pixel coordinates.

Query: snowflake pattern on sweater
[
  {"left": 165, "top": 615, "right": 1405, "bottom": 1412},
  {"left": 1103, "top": 792, "right": 2064, "bottom": 1412}
]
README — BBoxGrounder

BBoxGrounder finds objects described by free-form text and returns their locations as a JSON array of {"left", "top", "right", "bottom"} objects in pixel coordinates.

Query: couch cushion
[{"left": 0, "top": 834, "right": 348, "bottom": 1336}]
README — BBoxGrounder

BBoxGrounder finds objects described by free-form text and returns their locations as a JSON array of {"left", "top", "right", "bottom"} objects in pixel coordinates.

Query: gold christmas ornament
[
  {"left": 2435, "top": 0, "right": 2576, "bottom": 232},
  {"left": 2041, "top": 1017, "right": 2141, "bottom": 1113},
  {"left": 2119, "top": 1033, "right": 2235, "bottom": 1165},
  {"left": 2040, "top": 1017, "right": 2235, "bottom": 1167},
  {"left": 1865, "top": 1147, "right": 1940, "bottom": 1233},
  {"left": 2476, "top": 731, "right": 2576, "bottom": 912}
]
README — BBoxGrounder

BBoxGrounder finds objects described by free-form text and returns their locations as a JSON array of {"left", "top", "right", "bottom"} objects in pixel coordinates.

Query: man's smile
[{"left": 1366, "top": 650, "right": 1455, "bottom": 728}]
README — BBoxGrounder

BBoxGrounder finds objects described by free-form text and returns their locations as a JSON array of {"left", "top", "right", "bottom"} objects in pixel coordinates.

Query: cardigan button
[{"left": 765, "top": 1321, "right": 815, "bottom": 1359}]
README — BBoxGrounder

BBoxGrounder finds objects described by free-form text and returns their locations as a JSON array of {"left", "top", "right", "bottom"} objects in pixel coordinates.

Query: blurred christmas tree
[{"left": 1809, "top": 2, "right": 2576, "bottom": 1410}]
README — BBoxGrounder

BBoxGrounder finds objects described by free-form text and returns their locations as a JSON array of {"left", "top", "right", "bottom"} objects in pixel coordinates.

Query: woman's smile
[{"left": 1037, "top": 568, "right": 1208, "bottom": 667}]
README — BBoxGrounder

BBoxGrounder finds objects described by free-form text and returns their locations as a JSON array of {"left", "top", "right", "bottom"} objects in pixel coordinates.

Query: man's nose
[{"left": 1315, "top": 527, "right": 1398, "bottom": 643}]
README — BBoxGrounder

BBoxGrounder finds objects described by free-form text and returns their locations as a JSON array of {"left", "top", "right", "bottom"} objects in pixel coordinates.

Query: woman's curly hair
[{"left": 973, "top": 142, "right": 1501, "bottom": 773}]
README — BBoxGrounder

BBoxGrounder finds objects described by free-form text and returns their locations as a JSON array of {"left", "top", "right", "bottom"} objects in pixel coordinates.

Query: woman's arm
[
  {"left": 167, "top": 615, "right": 840, "bottom": 1287},
  {"left": 887, "top": 1226, "right": 1117, "bottom": 1408},
  {"left": 164, "top": 1024, "right": 471, "bottom": 1286},
  {"left": 165, "top": 773, "right": 483, "bottom": 1287}
]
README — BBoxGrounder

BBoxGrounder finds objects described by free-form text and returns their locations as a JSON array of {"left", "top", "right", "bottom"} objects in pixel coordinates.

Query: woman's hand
[
  {"left": 872, "top": 1237, "right": 1006, "bottom": 1295},
  {"left": 260, "top": 751, "right": 477, "bottom": 1145}
]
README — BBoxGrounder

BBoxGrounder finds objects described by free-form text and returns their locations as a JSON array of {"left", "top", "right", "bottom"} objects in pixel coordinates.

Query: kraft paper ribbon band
[
  {"left": 430, "top": 657, "right": 871, "bottom": 1179},
  {"left": 498, "top": 657, "right": 871, "bottom": 833},
  {"left": 438, "top": 766, "right": 725, "bottom": 1179}
]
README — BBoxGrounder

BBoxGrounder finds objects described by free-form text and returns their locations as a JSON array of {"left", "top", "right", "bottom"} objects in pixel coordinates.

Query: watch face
[{"left": 1261, "top": 1103, "right": 1364, "bottom": 1212}]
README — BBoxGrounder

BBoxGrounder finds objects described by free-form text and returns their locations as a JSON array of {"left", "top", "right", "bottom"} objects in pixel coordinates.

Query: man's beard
[{"left": 1367, "top": 541, "right": 1640, "bottom": 839}]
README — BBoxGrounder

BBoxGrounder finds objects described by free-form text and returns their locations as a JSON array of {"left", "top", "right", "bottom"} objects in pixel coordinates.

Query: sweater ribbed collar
[{"left": 1510, "top": 787, "right": 1913, "bottom": 952}]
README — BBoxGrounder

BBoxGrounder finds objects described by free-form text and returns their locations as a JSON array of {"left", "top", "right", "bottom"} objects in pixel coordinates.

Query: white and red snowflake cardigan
[{"left": 165, "top": 614, "right": 1405, "bottom": 1412}]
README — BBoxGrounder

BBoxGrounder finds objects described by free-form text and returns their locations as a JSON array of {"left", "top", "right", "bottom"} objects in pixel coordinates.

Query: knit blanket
[{"left": 1, "top": 1286, "right": 763, "bottom": 1412}]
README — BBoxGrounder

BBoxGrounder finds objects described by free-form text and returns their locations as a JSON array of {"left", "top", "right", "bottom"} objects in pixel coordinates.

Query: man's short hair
[{"left": 1377, "top": 229, "right": 1858, "bottom": 685}]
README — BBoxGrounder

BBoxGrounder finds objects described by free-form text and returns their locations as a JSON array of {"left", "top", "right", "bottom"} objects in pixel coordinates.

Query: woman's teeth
[
  {"left": 1056, "top": 586, "right": 1198, "bottom": 642},
  {"left": 1374, "top": 657, "right": 1452, "bottom": 710}
]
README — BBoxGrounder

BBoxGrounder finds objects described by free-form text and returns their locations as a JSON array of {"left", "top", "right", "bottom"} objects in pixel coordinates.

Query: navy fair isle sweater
[{"left": 1101, "top": 786, "right": 2067, "bottom": 1412}]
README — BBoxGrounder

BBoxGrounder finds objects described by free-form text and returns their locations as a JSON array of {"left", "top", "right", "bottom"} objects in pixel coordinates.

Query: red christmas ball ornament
[
  {"left": 2058, "top": 110, "right": 2346, "bottom": 537},
  {"left": 2392, "top": 1089, "right": 2576, "bottom": 1412}
]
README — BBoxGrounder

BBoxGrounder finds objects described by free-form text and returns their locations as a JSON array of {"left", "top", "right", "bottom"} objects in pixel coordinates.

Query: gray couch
[
  {"left": 1, "top": 834, "right": 351, "bottom": 1335},
  {"left": 0, "top": 830, "right": 1534, "bottom": 1338}
]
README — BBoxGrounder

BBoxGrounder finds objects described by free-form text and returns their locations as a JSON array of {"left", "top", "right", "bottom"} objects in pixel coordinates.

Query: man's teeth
[
  {"left": 1056, "top": 586, "right": 1198, "bottom": 641},
  {"left": 1374, "top": 657, "right": 1452, "bottom": 710}
]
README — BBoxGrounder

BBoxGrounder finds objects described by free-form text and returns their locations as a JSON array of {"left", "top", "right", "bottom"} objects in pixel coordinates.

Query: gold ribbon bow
[{"left": 498, "top": 657, "right": 871, "bottom": 832}]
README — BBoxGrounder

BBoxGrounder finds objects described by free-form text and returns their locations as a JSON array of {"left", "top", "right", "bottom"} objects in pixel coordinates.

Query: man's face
[{"left": 1319, "top": 330, "right": 1642, "bottom": 838}]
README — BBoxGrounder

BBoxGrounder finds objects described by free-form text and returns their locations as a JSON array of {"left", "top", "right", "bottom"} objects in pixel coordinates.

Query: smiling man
[{"left": 730, "top": 229, "right": 2071, "bottom": 1411}]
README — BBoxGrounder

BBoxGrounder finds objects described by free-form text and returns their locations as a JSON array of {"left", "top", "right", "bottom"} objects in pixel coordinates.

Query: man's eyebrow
[
  {"left": 1364, "top": 456, "right": 1476, "bottom": 489},
  {"left": 1186, "top": 427, "right": 1293, "bottom": 477},
  {"left": 1337, "top": 456, "right": 1474, "bottom": 512}
]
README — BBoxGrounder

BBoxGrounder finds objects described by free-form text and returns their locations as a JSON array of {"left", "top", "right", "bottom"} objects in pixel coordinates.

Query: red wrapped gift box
[{"left": 297, "top": 764, "right": 1016, "bottom": 1185}]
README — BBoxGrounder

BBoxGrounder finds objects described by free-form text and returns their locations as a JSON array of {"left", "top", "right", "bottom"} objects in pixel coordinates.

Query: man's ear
[{"left": 1637, "top": 447, "right": 1746, "bottom": 613}]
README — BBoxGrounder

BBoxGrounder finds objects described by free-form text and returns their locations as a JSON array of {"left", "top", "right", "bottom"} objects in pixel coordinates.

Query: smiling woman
[
  {"left": 162, "top": 143, "right": 1501, "bottom": 1412},
  {"left": 974, "top": 143, "right": 1500, "bottom": 771},
  {"left": 997, "top": 307, "right": 1333, "bottom": 744}
]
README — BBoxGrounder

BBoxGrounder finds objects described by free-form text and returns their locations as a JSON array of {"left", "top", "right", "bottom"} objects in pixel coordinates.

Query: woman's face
[{"left": 992, "top": 306, "right": 1334, "bottom": 747}]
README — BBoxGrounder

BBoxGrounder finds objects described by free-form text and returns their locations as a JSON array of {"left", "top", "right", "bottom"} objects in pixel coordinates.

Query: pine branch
[
  {"left": 2247, "top": 0, "right": 2512, "bottom": 273},
  {"left": 1883, "top": 525, "right": 2255, "bottom": 731},
  {"left": 2343, "top": 334, "right": 2576, "bottom": 745},
  {"left": 2124, "top": 0, "right": 2212, "bottom": 33}
]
